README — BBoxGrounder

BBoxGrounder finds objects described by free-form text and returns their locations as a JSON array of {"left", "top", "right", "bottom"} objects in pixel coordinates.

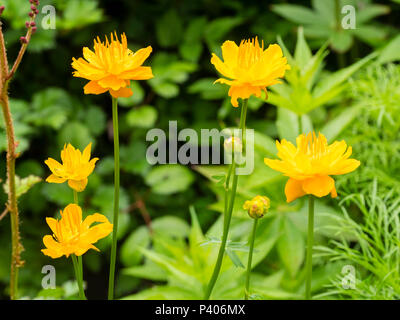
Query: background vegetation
[{"left": 1, "top": 0, "right": 400, "bottom": 299}]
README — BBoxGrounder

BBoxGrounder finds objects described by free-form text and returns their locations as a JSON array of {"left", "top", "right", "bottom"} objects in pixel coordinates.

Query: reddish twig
[{"left": 0, "top": 206, "right": 9, "bottom": 221}]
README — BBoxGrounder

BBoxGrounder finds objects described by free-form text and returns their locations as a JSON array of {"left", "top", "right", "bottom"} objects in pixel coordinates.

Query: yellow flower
[
  {"left": 243, "top": 195, "right": 270, "bottom": 219},
  {"left": 44, "top": 143, "right": 99, "bottom": 192},
  {"left": 71, "top": 32, "right": 153, "bottom": 98},
  {"left": 264, "top": 132, "right": 360, "bottom": 203},
  {"left": 211, "top": 37, "right": 290, "bottom": 107},
  {"left": 42, "top": 204, "right": 113, "bottom": 259}
]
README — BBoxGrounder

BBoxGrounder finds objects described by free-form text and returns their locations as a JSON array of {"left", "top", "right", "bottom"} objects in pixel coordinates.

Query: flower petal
[
  {"left": 302, "top": 175, "right": 335, "bottom": 198},
  {"left": 68, "top": 178, "right": 88, "bottom": 192},
  {"left": 131, "top": 46, "right": 152, "bottom": 68},
  {"left": 97, "top": 75, "right": 126, "bottom": 91},
  {"left": 45, "top": 158, "right": 63, "bottom": 173},
  {"left": 82, "top": 143, "right": 92, "bottom": 163},
  {"left": 109, "top": 87, "right": 133, "bottom": 98},
  {"left": 81, "top": 213, "right": 113, "bottom": 243},
  {"left": 119, "top": 66, "right": 153, "bottom": 80},
  {"left": 84, "top": 80, "right": 108, "bottom": 95},
  {"left": 46, "top": 174, "right": 67, "bottom": 184},
  {"left": 285, "top": 178, "right": 306, "bottom": 203},
  {"left": 42, "top": 235, "right": 64, "bottom": 259}
]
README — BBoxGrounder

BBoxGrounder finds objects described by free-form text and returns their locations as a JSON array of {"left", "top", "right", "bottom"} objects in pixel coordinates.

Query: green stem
[
  {"left": 204, "top": 99, "right": 248, "bottom": 300},
  {"left": 71, "top": 254, "right": 86, "bottom": 300},
  {"left": 305, "top": 195, "right": 315, "bottom": 300},
  {"left": 73, "top": 190, "right": 78, "bottom": 205},
  {"left": 108, "top": 97, "right": 120, "bottom": 300},
  {"left": 245, "top": 218, "right": 258, "bottom": 300},
  {"left": 224, "top": 153, "right": 234, "bottom": 217}
]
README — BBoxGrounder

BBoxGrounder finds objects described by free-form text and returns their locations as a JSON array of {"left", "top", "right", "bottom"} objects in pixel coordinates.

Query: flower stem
[
  {"left": 108, "top": 97, "right": 120, "bottom": 300},
  {"left": 71, "top": 254, "right": 86, "bottom": 300},
  {"left": 245, "top": 218, "right": 258, "bottom": 300},
  {"left": 204, "top": 99, "right": 248, "bottom": 300},
  {"left": 305, "top": 195, "right": 315, "bottom": 300},
  {"left": 73, "top": 190, "right": 78, "bottom": 205},
  {"left": 0, "top": 26, "right": 22, "bottom": 301}
]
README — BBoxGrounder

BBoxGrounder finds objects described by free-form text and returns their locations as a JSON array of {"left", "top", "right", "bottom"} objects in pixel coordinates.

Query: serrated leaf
[{"left": 4, "top": 175, "right": 41, "bottom": 199}]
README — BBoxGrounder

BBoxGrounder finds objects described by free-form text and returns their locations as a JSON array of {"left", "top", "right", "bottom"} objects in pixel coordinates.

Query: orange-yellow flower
[
  {"left": 42, "top": 204, "right": 113, "bottom": 259},
  {"left": 211, "top": 37, "right": 290, "bottom": 107},
  {"left": 44, "top": 143, "right": 98, "bottom": 192},
  {"left": 71, "top": 32, "right": 153, "bottom": 98},
  {"left": 264, "top": 132, "right": 360, "bottom": 203}
]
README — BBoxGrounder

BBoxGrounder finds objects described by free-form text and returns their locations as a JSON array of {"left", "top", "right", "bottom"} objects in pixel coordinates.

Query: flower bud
[
  {"left": 31, "top": 26, "right": 37, "bottom": 33},
  {"left": 0, "top": 6, "right": 5, "bottom": 15},
  {"left": 243, "top": 195, "right": 270, "bottom": 219},
  {"left": 30, "top": 21, "right": 36, "bottom": 27},
  {"left": 224, "top": 136, "right": 242, "bottom": 154},
  {"left": 20, "top": 36, "right": 28, "bottom": 44}
]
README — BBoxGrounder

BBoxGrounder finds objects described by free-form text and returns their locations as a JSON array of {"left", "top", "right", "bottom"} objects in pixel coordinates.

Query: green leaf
[
  {"left": 152, "top": 216, "right": 190, "bottom": 239},
  {"left": 204, "top": 17, "right": 243, "bottom": 45},
  {"left": 152, "top": 82, "right": 179, "bottom": 98},
  {"left": 313, "top": 52, "right": 377, "bottom": 99},
  {"left": 311, "top": 0, "right": 335, "bottom": 22},
  {"left": 27, "top": 29, "right": 56, "bottom": 52},
  {"left": 188, "top": 78, "right": 228, "bottom": 100},
  {"left": 276, "top": 108, "right": 299, "bottom": 142},
  {"left": 41, "top": 183, "right": 72, "bottom": 206},
  {"left": 189, "top": 206, "right": 205, "bottom": 248},
  {"left": 57, "top": 122, "right": 94, "bottom": 151},
  {"left": 27, "top": 88, "right": 72, "bottom": 129},
  {"left": 276, "top": 217, "right": 305, "bottom": 278},
  {"left": 3, "top": 175, "right": 41, "bottom": 199},
  {"left": 179, "top": 17, "right": 207, "bottom": 62},
  {"left": 120, "top": 226, "right": 151, "bottom": 267},
  {"left": 122, "top": 263, "right": 168, "bottom": 282},
  {"left": 357, "top": 4, "right": 390, "bottom": 24},
  {"left": 145, "top": 164, "right": 195, "bottom": 195},
  {"left": 60, "top": 0, "right": 104, "bottom": 30},
  {"left": 156, "top": 9, "right": 183, "bottom": 48},
  {"left": 321, "top": 104, "right": 362, "bottom": 142},
  {"left": 376, "top": 35, "right": 400, "bottom": 64},
  {"left": 226, "top": 248, "right": 245, "bottom": 268},
  {"left": 138, "top": 247, "right": 200, "bottom": 288},
  {"left": 126, "top": 105, "right": 157, "bottom": 128},
  {"left": 272, "top": 4, "right": 321, "bottom": 25},
  {"left": 36, "top": 287, "right": 65, "bottom": 300},
  {"left": 294, "top": 27, "right": 312, "bottom": 70},
  {"left": 330, "top": 30, "right": 353, "bottom": 53},
  {"left": 83, "top": 106, "right": 106, "bottom": 136}
]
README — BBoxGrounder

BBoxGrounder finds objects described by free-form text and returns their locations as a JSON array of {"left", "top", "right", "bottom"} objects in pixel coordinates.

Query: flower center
[{"left": 237, "top": 37, "right": 264, "bottom": 69}]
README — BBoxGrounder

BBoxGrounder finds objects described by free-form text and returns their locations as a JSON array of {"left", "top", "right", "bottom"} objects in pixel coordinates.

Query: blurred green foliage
[{"left": 0, "top": 0, "right": 400, "bottom": 300}]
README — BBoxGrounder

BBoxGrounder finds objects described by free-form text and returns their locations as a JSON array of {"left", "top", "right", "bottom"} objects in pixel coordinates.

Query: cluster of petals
[
  {"left": 264, "top": 132, "right": 360, "bottom": 202},
  {"left": 45, "top": 143, "right": 98, "bottom": 192},
  {"left": 211, "top": 37, "right": 290, "bottom": 107},
  {"left": 72, "top": 32, "right": 153, "bottom": 98},
  {"left": 42, "top": 204, "right": 112, "bottom": 259}
]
